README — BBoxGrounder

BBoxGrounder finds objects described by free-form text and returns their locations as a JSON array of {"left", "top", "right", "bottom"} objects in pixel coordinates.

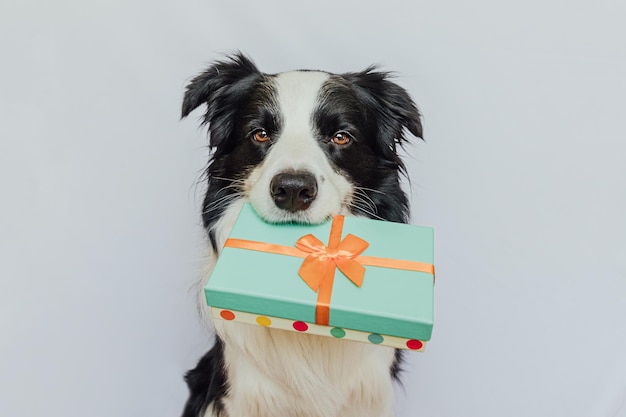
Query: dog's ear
[
  {"left": 181, "top": 53, "right": 261, "bottom": 147},
  {"left": 343, "top": 67, "right": 423, "bottom": 150}
]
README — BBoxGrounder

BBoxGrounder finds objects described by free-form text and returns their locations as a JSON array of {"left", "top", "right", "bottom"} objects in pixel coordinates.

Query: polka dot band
[{"left": 214, "top": 309, "right": 426, "bottom": 350}]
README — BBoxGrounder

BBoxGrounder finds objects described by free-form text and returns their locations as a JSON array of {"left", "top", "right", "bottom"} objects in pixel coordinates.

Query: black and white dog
[{"left": 180, "top": 53, "right": 423, "bottom": 417}]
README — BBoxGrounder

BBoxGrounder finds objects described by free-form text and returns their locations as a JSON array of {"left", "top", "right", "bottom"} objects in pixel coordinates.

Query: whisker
[
  {"left": 349, "top": 200, "right": 386, "bottom": 221},
  {"left": 352, "top": 189, "right": 378, "bottom": 214},
  {"left": 205, "top": 191, "right": 244, "bottom": 208},
  {"left": 350, "top": 194, "right": 383, "bottom": 220},
  {"left": 351, "top": 197, "right": 372, "bottom": 214},
  {"left": 210, "top": 175, "right": 247, "bottom": 185},
  {"left": 209, "top": 182, "right": 246, "bottom": 193},
  {"left": 202, "top": 192, "right": 245, "bottom": 215},
  {"left": 354, "top": 186, "right": 386, "bottom": 195},
  {"left": 352, "top": 192, "right": 378, "bottom": 213}
]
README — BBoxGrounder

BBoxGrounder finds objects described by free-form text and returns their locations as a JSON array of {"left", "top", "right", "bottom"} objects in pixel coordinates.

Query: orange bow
[
  {"left": 296, "top": 232, "right": 368, "bottom": 291},
  {"left": 294, "top": 216, "right": 367, "bottom": 325}
]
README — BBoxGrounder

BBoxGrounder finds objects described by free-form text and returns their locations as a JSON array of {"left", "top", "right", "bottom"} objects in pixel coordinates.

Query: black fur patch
[{"left": 180, "top": 338, "right": 227, "bottom": 417}]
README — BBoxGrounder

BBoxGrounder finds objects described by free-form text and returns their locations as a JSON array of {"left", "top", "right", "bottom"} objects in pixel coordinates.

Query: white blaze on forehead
[
  {"left": 275, "top": 71, "right": 329, "bottom": 127},
  {"left": 272, "top": 70, "right": 330, "bottom": 167}
]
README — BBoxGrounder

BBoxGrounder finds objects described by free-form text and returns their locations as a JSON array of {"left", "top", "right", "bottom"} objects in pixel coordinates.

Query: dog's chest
[{"left": 214, "top": 320, "right": 396, "bottom": 417}]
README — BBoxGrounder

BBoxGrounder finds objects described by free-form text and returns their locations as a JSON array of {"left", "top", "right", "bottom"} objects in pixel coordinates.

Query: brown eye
[
  {"left": 253, "top": 129, "right": 270, "bottom": 143},
  {"left": 331, "top": 132, "right": 352, "bottom": 145}
]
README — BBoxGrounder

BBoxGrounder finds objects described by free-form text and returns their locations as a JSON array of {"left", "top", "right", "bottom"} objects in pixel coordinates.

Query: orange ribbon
[
  {"left": 295, "top": 216, "right": 369, "bottom": 324},
  {"left": 224, "top": 215, "right": 434, "bottom": 326}
]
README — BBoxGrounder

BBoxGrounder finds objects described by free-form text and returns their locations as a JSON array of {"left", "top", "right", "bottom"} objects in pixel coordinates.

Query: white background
[{"left": 1, "top": 1, "right": 625, "bottom": 416}]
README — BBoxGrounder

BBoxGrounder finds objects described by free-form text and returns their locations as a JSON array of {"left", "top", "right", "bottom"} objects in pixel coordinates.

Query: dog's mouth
[{"left": 249, "top": 203, "right": 336, "bottom": 226}]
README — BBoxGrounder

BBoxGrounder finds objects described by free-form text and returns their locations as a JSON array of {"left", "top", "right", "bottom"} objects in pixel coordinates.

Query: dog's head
[{"left": 182, "top": 54, "right": 422, "bottom": 251}]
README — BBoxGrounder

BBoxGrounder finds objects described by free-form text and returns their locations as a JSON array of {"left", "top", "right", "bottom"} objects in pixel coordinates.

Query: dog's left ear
[{"left": 343, "top": 68, "right": 423, "bottom": 148}]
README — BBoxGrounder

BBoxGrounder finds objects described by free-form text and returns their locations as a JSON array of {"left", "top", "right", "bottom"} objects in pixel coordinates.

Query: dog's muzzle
[{"left": 270, "top": 171, "right": 318, "bottom": 212}]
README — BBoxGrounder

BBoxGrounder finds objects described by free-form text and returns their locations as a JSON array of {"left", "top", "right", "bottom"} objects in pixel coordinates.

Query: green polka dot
[
  {"left": 330, "top": 327, "right": 346, "bottom": 338},
  {"left": 368, "top": 333, "right": 384, "bottom": 344}
]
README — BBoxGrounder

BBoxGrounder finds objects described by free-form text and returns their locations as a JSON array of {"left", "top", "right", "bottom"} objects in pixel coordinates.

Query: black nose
[{"left": 270, "top": 171, "right": 318, "bottom": 212}]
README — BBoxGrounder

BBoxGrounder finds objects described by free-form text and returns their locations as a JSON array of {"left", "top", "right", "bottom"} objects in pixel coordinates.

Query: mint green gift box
[{"left": 205, "top": 204, "right": 435, "bottom": 343}]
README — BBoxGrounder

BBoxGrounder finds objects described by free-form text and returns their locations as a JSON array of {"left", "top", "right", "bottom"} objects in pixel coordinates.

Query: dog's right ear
[{"left": 181, "top": 53, "right": 261, "bottom": 147}]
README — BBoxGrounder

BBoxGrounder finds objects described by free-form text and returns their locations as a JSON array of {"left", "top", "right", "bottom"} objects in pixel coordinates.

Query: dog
[{"left": 180, "top": 53, "right": 423, "bottom": 417}]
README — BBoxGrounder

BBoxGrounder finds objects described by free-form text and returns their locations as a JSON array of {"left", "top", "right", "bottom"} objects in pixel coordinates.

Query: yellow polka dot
[{"left": 256, "top": 316, "right": 272, "bottom": 326}]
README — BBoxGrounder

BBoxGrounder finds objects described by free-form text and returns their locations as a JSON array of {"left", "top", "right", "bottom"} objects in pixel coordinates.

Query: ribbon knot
[{"left": 295, "top": 232, "right": 369, "bottom": 292}]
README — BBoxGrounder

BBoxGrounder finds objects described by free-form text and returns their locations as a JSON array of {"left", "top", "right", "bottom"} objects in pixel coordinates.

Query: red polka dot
[
  {"left": 406, "top": 339, "right": 423, "bottom": 350},
  {"left": 220, "top": 310, "right": 235, "bottom": 320},
  {"left": 292, "top": 321, "right": 309, "bottom": 332}
]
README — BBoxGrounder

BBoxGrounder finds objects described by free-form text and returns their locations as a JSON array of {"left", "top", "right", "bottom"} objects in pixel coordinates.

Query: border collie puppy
[{"left": 180, "top": 53, "right": 423, "bottom": 417}]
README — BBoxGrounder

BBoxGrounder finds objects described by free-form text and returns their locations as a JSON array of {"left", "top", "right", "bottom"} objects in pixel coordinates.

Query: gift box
[{"left": 205, "top": 203, "right": 435, "bottom": 350}]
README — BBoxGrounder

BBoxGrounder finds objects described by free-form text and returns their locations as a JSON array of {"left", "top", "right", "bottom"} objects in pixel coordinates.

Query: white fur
[{"left": 201, "top": 71, "right": 398, "bottom": 417}]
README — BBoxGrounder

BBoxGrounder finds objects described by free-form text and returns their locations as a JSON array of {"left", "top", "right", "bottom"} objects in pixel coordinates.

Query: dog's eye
[
  {"left": 331, "top": 132, "right": 352, "bottom": 146},
  {"left": 252, "top": 129, "right": 271, "bottom": 143}
]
